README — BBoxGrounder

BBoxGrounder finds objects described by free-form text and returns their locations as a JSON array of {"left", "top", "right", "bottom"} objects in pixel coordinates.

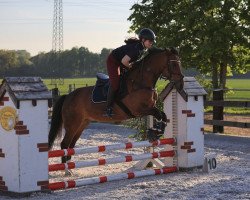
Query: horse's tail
[{"left": 48, "top": 95, "right": 67, "bottom": 149}]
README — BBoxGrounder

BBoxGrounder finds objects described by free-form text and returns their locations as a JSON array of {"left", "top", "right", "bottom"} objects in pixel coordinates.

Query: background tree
[
  {"left": 99, "top": 48, "right": 112, "bottom": 74},
  {"left": 0, "top": 50, "right": 18, "bottom": 75},
  {"left": 15, "top": 50, "right": 32, "bottom": 66},
  {"left": 128, "top": 0, "right": 250, "bottom": 89}
]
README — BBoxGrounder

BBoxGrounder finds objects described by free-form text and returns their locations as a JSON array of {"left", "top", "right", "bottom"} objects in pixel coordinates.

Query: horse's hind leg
[
  {"left": 61, "top": 120, "right": 90, "bottom": 176},
  {"left": 67, "top": 120, "right": 90, "bottom": 161},
  {"left": 61, "top": 122, "right": 81, "bottom": 163},
  {"left": 60, "top": 119, "right": 87, "bottom": 163},
  {"left": 60, "top": 132, "right": 74, "bottom": 164}
]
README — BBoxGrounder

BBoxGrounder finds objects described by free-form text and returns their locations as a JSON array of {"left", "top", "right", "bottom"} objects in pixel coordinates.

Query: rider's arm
[{"left": 121, "top": 55, "right": 132, "bottom": 69}]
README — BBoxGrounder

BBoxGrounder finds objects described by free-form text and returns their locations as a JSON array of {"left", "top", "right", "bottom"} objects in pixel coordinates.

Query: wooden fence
[{"left": 204, "top": 89, "right": 250, "bottom": 133}]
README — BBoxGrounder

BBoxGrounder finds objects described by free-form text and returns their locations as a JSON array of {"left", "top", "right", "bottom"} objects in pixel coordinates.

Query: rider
[{"left": 105, "top": 28, "right": 156, "bottom": 117}]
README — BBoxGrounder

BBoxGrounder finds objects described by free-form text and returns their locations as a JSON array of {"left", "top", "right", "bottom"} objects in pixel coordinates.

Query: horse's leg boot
[{"left": 106, "top": 86, "right": 116, "bottom": 117}]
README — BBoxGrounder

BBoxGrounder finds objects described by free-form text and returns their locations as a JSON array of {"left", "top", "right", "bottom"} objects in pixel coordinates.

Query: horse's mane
[
  {"left": 124, "top": 46, "right": 180, "bottom": 79},
  {"left": 131, "top": 47, "right": 178, "bottom": 68},
  {"left": 148, "top": 46, "right": 179, "bottom": 55},
  {"left": 148, "top": 47, "right": 165, "bottom": 54}
]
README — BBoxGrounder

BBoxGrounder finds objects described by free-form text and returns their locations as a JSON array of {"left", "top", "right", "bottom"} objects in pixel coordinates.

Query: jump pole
[
  {"left": 48, "top": 167, "right": 177, "bottom": 191},
  {"left": 49, "top": 150, "right": 175, "bottom": 171},
  {"left": 48, "top": 138, "right": 176, "bottom": 191},
  {"left": 48, "top": 138, "right": 175, "bottom": 158}
]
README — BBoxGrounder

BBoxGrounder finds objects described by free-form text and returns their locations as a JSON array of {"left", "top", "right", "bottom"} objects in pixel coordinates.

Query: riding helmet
[{"left": 138, "top": 28, "right": 156, "bottom": 42}]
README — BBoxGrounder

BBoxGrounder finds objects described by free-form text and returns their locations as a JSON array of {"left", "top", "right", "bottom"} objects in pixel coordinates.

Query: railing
[
  {"left": 204, "top": 89, "right": 250, "bottom": 133},
  {"left": 204, "top": 99, "right": 250, "bottom": 129}
]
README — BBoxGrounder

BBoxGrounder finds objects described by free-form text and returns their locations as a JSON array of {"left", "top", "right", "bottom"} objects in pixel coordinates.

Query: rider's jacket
[{"left": 111, "top": 42, "right": 144, "bottom": 66}]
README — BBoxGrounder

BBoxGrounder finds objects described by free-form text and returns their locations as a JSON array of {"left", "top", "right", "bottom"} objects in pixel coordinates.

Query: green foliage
[
  {"left": 128, "top": 0, "right": 250, "bottom": 88},
  {"left": 123, "top": 117, "right": 148, "bottom": 141},
  {"left": 0, "top": 47, "right": 112, "bottom": 78},
  {"left": 195, "top": 75, "right": 213, "bottom": 99},
  {"left": 0, "top": 50, "right": 18, "bottom": 73},
  {"left": 232, "top": 46, "right": 250, "bottom": 74},
  {"left": 0, "top": 49, "right": 34, "bottom": 77},
  {"left": 15, "top": 50, "right": 32, "bottom": 66}
]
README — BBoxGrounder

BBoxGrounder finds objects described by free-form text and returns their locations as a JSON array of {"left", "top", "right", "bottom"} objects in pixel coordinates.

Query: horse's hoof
[
  {"left": 147, "top": 128, "right": 163, "bottom": 142},
  {"left": 156, "top": 132, "right": 163, "bottom": 140},
  {"left": 65, "top": 169, "right": 73, "bottom": 176}
]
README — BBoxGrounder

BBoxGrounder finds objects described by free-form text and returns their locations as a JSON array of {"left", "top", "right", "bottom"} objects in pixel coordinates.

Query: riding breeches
[{"left": 106, "top": 53, "right": 121, "bottom": 91}]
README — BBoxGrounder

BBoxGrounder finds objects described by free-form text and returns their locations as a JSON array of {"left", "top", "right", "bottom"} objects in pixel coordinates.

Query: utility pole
[
  {"left": 51, "top": 0, "right": 64, "bottom": 85},
  {"left": 52, "top": 0, "right": 63, "bottom": 51}
]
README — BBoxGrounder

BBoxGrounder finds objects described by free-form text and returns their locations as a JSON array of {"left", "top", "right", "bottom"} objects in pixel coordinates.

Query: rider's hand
[{"left": 128, "top": 62, "right": 134, "bottom": 68}]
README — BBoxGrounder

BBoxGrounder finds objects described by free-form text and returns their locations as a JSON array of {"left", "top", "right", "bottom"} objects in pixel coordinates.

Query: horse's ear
[
  {"left": 164, "top": 47, "right": 170, "bottom": 53},
  {"left": 170, "top": 47, "right": 179, "bottom": 55}
]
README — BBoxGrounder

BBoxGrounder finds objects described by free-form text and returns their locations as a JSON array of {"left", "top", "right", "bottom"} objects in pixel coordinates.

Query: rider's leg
[
  {"left": 106, "top": 53, "right": 120, "bottom": 117},
  {"left": 106, "top": 85, "right": 116, "bottom": 117}
]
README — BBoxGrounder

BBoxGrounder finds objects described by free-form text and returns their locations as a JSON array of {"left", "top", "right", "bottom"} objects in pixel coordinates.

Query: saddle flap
[
  {"left": 92, "top": 73, "right": 110, "bottom": 103},
  {"left": 92, "top": 72, "right": 128, "bottom": 104}
]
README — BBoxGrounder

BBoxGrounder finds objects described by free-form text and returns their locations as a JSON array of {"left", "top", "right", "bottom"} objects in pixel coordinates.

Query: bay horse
[{"left": 48, "top": 47, "right": 184, "bottom": 166}]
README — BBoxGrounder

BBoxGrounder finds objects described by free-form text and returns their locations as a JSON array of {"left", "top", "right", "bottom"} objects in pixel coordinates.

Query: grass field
[
  {"left": 43, "top": 78, "right": 250, "bottom": 99},
  {"left": 157, "top": 79, "right": 250, "bottom": 100},
  {"left": 44, "top": 78, "right": 96, "bottom": 94},
  {"left": 224, "top": 79, "right": 250, "bottom": 99}
]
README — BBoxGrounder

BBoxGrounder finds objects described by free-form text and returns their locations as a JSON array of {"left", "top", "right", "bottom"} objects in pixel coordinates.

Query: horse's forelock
[{"left": 164, "top": 47, "right": 179, "bottom": 56}]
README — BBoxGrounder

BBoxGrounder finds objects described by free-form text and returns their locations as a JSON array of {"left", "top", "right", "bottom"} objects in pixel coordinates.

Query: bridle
[{"left": 160, "top": 50, "right": 183, "bottom": 82}]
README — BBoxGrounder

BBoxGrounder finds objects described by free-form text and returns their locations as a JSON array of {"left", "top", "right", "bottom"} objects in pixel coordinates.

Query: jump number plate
[{"left": 203, "top": 155, "right": 217, "bottom": 173}]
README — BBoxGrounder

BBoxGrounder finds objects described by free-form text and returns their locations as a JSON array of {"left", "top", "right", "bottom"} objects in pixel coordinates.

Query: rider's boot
[{"left": 106, "top": 86, "right": 116, "bottom": 117}]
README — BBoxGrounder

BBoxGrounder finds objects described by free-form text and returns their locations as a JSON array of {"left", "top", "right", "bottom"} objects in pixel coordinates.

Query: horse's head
[{"left": 161, "top": 47, "right": 184, "bottom": 91}]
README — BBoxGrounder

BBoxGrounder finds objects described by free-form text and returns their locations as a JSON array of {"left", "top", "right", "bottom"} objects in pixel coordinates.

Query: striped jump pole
[
  {"left": 49, "top": 166, "right": 177, "bottom": 191},
  {"left": 49, "top": 150, "right": 175, "bottom": 172},
  {"left": 48, "top": 138, "right": 175, "bottom": 158}
]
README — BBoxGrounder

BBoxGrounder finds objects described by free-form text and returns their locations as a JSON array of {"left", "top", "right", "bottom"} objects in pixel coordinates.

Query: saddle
[
  {"left": 92, "top": 73, "right": 128, "bottom": 103},
  {"left": 92, "top": 73, "right": 110, "bottom": 103}
]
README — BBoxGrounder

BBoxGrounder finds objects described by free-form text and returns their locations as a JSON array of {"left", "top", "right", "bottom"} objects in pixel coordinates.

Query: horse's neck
[{"left": 126, "top": 64, "right": 159, "bottom": 91}]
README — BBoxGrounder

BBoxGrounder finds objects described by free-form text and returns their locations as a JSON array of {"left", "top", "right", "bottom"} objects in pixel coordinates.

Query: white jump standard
[{"left": 0, "top": 77, "right": 51, "bottom": 195}]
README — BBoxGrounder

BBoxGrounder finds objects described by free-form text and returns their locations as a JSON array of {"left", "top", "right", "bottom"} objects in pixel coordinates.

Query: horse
[{"left": 48, "top": 47, "right": 184, "bottom": 168}]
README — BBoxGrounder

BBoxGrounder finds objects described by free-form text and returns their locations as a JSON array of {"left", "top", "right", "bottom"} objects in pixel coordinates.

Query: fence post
[
  {"left": 213, "top": 89, "right": 224, "bottom": 133},
  {"left": 68, "top": 84, "right": 72, "bottom": 93},
  {"left": 51, "top": 88, "right": 60, "bottom": 104}
]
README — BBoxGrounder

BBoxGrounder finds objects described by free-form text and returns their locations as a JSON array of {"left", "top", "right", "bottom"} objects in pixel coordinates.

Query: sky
[{"left": 0, "top": 0, "right": 137, "bottom": 56}]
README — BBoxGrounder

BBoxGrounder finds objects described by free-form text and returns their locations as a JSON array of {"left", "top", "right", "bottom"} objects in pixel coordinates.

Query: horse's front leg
[
  {"left": 149, "top": 107, "right": 167, "bottom": 128},
  {"left": 147, "top": 107, "right": 167, "bottom": 141}
]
